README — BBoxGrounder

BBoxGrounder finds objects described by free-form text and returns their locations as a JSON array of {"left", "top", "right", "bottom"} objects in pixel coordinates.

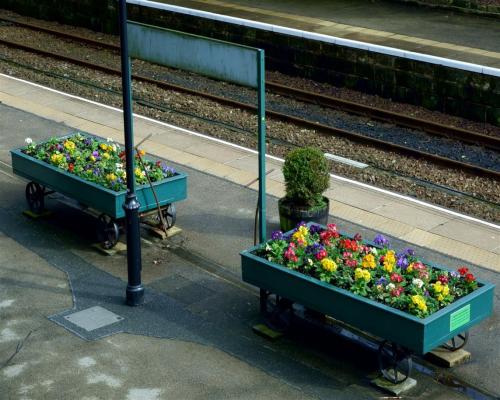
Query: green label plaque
[{"left": 450, "top": 304, "right": 471, "bottom": 332}]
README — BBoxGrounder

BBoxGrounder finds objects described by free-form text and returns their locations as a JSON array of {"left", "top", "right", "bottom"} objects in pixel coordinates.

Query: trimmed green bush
[{"left": 283, "top": 147, "right": 329, "bottom": 208}]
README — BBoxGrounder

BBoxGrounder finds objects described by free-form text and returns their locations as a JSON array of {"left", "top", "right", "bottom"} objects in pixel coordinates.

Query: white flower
[
  {"left": 265, "top": 244, "right": 272, "bottom": 251},
  {"left": 386, "top": 283, "right": 395, "bottom": 290},
  {"left": 370, "top": 247, "right": 378, "bottom": 255},
  {"left": 25, "top": 137, "right": 33, "bottom": 145},
  {"left": 412, "top": 278, "right": 424, "bottom": 288},
  {"left": 116, "top": 163, "right": 123, "bottom": 170},
  {"left": 106, "top": 137, "right": 113, "bottom": 142},
  {"left": 112, "top": 144, "right": 117, "bottom": 152},
  {"left": 307, "top": 258, "right": 313, "bottom": 266}
]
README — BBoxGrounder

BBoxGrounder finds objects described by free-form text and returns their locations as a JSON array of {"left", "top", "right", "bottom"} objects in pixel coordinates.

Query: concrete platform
[
  {"left": 0, "top": 73, "right": 499, "bottom": 398},
  {"left": 0, "top": 73, "right": 498, "bottom": 273}
]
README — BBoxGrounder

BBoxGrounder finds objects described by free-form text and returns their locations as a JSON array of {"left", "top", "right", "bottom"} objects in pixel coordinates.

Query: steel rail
[
  {"left": 2, "top": 16, "right": 499, "bottom": 151},
  {"left": 0, "top": 36, "right": 499, "bottom": 180}
]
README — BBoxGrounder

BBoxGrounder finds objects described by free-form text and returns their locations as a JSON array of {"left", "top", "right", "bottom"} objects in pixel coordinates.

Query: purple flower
[
  {"left": 396, "top": 254, "right": 409, "bottom": 270},
  {"left": 376, "top": 277, "right": 387, "bottom": 285},
  {"left": 92, "top": 168, "right": 100, "bottom": 176},
  {"left": 450, "top": 271, "right": 460, "bottom": 278},
  {"left": 92, "top": 150, "right": 99, "bottom": 157},
  {"left": 309, "top": 224, "right": 322, "bottom": 235},
  {"left": 65, "top": 154, "right": 71, "bottom": 161},
  {"left": 295, "top": 221, "right": 307, "bottom": 229},
  {"left": 424, "top": 290, "right": 430, "bottom": 297},
  {"left": 84, "top": 138, "right": 92, "bottom": 146},
  {"left": 56, "top": 144, "right": 63, "bottom": 151},
  {"left": 271, "top": 231, "right": 284, "bottom": 240},
  {"left": 373, "top": 234, "right": 390, "bottom": 247},
  {"left": 404, "top": 248, "right": 415, "bottom": 256}
]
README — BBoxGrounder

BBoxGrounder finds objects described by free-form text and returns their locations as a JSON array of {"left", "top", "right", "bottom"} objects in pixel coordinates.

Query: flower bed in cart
[
  {"left": 11, "top": 132, "right": 187, "bottom": 223},
  {"left": 241, "top": 222, "right": 494, "bottom": 381}
]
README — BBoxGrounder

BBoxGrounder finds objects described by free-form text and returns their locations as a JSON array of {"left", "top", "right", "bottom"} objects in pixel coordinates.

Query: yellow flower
[
  {"left": 321, "top": 258, "right": 337, "bottom": 272},
  {"left": 362, "top": 254, "right": 376, "bottom": 269},
  {"left": 100, "top": 143, "right": 108, "bottom": 151},
  {"left": 433, "top": 281, "right": 443, "bottom": 293},
  {"left": 106, "top": 173, "right": 116, "bottom": 182},
  {"left": 411, "top": 295, "right": 427, "bottom": 313},
  {"left": 383, "top": 263, "right": 393, "bottom": 273},
  {"left": 64, "top": 140, "right": 76, "bottom": 151},
  {"left": 442, "top": 285, "right": 449, "bottom": 296},
  {"left": 102, "top": 153, "right": 110, "bottom": 160},
  {"left": 134, "top": 167, "right": 142, "bottom": 176},
  {"left": 383, "top": 250, "right": 396, "bottom": 272},
  {"left": 437, "top": 294, "right": 444, "bottom": 302},
  {"left": 89, "top": 155, "right": 96, "bottom": 162},
  {"left": 407, "top": 262, "right": 414, "bottom": 273},
  {"left": 50, "top": 153, "right": 63, "bottom": 164},
  {"left": 354, "top": 268, "right": 371, "bottom": 282}
]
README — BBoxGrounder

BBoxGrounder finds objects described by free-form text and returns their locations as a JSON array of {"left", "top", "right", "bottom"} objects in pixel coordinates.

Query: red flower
[
  {"left": 391, "top": 287, "right": 404, "bottom": 297},
  {"left": 315, "top": 249, "right": 327, "bottom": 260},
  {"left": 68, "top": 163, "right": 74, "bottom": 172},
  {"left": 458, "top": 267, "right": 469, "bottom": 276},
  {"left": 390, "top": 273, "right": 403, "bottom": 283},
  {"left": 379, "top": 255, "right": 385, "bottom": 265},
  {"left": 465, "top": 273, "right": 475, "bottom": 283},
  {"left": 438, "top": 275, "right": 449, "bottom": 284},
  {"left": 353, "top": 233, "right": 362, "bottom": 242}
]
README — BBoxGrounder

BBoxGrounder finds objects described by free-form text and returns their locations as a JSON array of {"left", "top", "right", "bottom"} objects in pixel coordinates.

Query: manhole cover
[{"left": 64, "top": 306, "right": 124, "bottom": 331}]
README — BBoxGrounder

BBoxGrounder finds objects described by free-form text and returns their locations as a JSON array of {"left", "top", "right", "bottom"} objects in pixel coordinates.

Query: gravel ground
[{"left": 0, "top": 11, "right": 498, "bottom": 223}]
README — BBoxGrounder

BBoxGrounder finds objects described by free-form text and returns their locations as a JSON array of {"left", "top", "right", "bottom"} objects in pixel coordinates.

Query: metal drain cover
[{"left": 64, "top": 306, "right": 124, "bottom": 331}]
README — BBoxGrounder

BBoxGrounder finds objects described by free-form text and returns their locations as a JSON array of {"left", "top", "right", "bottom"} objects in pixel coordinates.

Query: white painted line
[
  {"left": 324, "top": 153, "right": 368, "bottom": 169},
  {"left": 127, "top": 0, "right": 500, "bottom": 77},
  {"left": 1, "top": 72, "right": 499, "bottom": 231}
]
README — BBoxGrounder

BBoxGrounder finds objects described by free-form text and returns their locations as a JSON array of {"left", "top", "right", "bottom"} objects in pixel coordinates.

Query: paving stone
[
  {"left": 426, "top": 348, "right": 471, "bottom": 368},
  {"left": 371, "top": 376, "right": 417, "bottom": 396},
  {"left": 252, "top": 323, "right": 284, "bottom": 341}
]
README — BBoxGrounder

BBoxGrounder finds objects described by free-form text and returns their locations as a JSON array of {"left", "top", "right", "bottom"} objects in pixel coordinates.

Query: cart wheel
[
  {"left": 96, "top": 214, "right": 120, "bottom": 249},
  {"left": 442, "top": 331, "right": 469, "bottom": 352},
  {"left": 378, "top": 341, "right": 412, "bottom": 384},
  {"left": 161, "top": 203, "right": 176, "bottom": 228},
  {"left": 263, "top": 296, "right": 294, "bottom": 333},
  {"left": 25, "top": 182, "right": 45, "bottom": 213}
]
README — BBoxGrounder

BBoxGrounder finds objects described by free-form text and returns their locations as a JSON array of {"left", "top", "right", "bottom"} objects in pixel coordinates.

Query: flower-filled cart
[
  {"left": 11, "top": 132, "right": 187, "bottom": 248},
  {"left": 241, "top": 223, "right": 494, "bottom": 383}
]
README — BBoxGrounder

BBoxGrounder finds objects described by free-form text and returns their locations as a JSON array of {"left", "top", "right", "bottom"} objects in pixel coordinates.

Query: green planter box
[
  {"left": 241, "top": 230, "right": 494, "bottom": 355},
  {"left": 10, "top": 134, "right": 187, "bottom": 219}
]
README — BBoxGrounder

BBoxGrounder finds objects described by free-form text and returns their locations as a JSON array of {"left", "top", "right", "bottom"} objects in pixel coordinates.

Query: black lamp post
[{"left": 118, "top": 0, "right": 144, "bottom": 306}]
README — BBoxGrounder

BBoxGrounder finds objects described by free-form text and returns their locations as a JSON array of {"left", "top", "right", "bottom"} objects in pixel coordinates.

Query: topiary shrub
[{"left": 282, "top": 147, "right": 329, "bottom": 209}]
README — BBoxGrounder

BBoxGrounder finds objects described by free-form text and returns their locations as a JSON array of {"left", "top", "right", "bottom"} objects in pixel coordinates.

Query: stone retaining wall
[
  {"left": 2, "top": 0, "right": 499, "bottom": 126},
  {"left": 390, "top": 0, "right": 500, "bottom": 17}
]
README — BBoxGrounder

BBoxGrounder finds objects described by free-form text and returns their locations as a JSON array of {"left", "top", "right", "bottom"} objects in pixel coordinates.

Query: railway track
[{"left": 1, "top": 16, "right": 499, "bottom": 181}]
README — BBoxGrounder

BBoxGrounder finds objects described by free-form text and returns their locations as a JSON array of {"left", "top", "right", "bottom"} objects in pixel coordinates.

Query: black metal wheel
[
  {"left": 263, "top": 295, "right": 294, "bottom": 333},
  {"left": 96, "top": 214, "right": 120, "bottom": 249},
  {"left": 441, "top": 331, "right": 469, "bottom": 351},
  {"left": 161, "top": 203, "right": 176, "bottom": 228},
  {"left": 378, "top": 341, "right": 412, "bottom": 384},
  {"left": 25, "top": 182, "right": 45, "bottom": 213}
]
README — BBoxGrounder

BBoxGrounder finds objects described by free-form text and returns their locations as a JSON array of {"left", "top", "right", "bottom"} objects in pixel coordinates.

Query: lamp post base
[{"left": 126, "top": 284, "right": 145, "bottom": 306}]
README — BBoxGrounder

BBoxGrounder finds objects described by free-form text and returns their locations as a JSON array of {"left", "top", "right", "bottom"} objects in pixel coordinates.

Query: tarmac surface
[
  {"left": 0, "top": 98, "right": 499, "bottom": 398},
  {"left": 155, "top": 0, "right": 500, "bottom": 67}
]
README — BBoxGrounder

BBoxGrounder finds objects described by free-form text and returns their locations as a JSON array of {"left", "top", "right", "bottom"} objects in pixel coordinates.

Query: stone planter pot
[{"left": 278, "top": 196, "right": 329, "bottom": 232}]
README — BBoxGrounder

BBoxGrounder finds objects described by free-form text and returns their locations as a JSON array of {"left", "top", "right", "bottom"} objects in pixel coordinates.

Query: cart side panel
[
  {"left": 135, "top": 173, "right": 187, "bottom": 216},
  {"left": 422, "top": 284, "right": 495, "bottom": 354},
  {"left": 242, "top": 252, "right": 426, "bottom": 353},
  {"left": 11, "top": 150, "right": 118, "bottom": 217}
]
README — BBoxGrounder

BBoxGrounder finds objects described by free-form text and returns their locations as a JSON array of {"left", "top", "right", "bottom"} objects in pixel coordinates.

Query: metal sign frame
[{"left": 124, "top": 16, "right": 267, "bottom": 243}]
